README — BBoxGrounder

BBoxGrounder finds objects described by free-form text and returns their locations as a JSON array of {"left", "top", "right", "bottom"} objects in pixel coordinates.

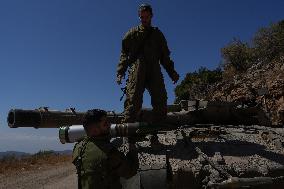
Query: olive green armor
[
  {"left": 72, "top": 137, "right": 138, "bottom": 189},
  {"left": 117, "top": 25, "right": 178, "bottom": 123}
]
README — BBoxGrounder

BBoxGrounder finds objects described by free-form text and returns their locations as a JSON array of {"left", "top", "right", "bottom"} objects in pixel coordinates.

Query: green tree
[
  {"left": 253, "top": 20, "right": 284, "bottom": 62},
  {"left": 221, "top": 39, "right": 254, "bottom": 73},
  {"left": 174, "top": 67, "right": 222, "bottom": 103}
]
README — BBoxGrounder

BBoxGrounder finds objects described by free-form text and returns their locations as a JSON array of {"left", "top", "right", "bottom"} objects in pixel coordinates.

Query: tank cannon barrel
[
  {"left": 7, "top": 101, "right": 185, "bottom": 128},
  {"left": 7, "top": 100, "right": 272, "bottom": 129},
  {"left": 6, "top": 102, "right": 184, "bottom": 128},
  {"left": 8, "top": 108, "right": 86, "bottom": 128},
  {"left": 7, "top": 108, "right": 124, "bottom": 128}
]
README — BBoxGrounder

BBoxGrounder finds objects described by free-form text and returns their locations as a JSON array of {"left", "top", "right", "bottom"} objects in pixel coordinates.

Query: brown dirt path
[{"left": 0, "top": 162, "right": 77, "bottom": 189}]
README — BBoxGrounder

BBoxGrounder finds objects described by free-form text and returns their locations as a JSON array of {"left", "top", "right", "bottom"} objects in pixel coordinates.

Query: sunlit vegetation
[{"left": 175, "top": 20, "right": 284, "bottom": 102}]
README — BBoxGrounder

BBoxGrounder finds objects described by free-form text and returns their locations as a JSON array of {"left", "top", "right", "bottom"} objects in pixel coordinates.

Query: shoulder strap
[{"left": 74, "top": 138, "right": 90, "bottom": 189}]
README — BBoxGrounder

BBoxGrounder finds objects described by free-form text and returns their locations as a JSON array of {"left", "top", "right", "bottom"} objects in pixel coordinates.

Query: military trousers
[{"left": 123, "top": 60, "right": 167, "bottom": 123}]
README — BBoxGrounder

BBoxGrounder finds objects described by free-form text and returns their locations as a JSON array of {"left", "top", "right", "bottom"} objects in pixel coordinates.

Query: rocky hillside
[
  {"left": 175, "top": 20, "right": 284, "bottom": 125},
  {"left": 207, "top": 58, "right": 284, "bottom": 125}
]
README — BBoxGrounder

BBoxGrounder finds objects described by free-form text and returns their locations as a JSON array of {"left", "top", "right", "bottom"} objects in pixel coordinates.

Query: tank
[
  {"left": 133, "top": 124, "right": 284, "bottom": 188},
  {"left": 7, "top": 100, "right": 284, "bottom": 188}
]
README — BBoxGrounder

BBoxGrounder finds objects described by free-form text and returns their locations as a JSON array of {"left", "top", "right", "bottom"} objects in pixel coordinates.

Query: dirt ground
[{"left": 0, "top": 162, "right": 77, "bottom": 189}]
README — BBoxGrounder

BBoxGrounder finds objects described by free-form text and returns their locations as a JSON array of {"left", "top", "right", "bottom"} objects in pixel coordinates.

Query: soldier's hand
[
  {"left": 116, "top": 74, "right": 124, "bottom": 85},
  {"left": 172, "top": 71, "right": 180, "bottom": 84}
]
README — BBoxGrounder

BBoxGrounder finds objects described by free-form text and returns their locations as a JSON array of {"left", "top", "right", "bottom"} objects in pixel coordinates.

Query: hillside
[
  {"left": 0, "top": 150, "right": 72, "bottom": 174},
  {"left": 175, "top": 20, "right": 284, "bottom": 125},
  {"left": 206, "top": 58, "right": 284, "bottom": 125}
]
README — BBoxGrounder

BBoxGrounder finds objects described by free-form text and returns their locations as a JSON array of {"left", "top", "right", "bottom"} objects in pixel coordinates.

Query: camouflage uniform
[
  {"left": 117, "top": 24, "right": 178, "bottom": 123},
  {"left": 72, "top": 137, "right": 138, "bottom": 189}
]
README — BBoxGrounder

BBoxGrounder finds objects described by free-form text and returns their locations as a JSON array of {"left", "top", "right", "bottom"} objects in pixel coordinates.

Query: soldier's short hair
[
  {"left": 138, "top": 3, "right": 153, "bottom": 16},
  {"left": 83, "top": 109, "right": 107, "bottom": 128}
]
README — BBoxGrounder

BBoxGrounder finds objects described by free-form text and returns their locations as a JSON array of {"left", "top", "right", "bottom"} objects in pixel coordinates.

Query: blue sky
[{"left": 0, "top": 0, "right": 283, "bottom": 153}]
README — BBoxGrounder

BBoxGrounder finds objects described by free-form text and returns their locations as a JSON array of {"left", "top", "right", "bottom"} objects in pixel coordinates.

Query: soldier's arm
[
  {"left": 158, "top": 30, "right": 179, "bottom": 81},
  {"left": 109, "top": 145, "right": 139, "bottom": 179},
  {"left": 117, "top": 32, "right": 132, "bottom": 77}
]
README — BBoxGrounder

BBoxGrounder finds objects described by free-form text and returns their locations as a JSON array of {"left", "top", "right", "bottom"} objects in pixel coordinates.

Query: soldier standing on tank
[
  {"left": 72, "top": 109, "right": 138, "bottom": 189},
  {"left": 116, "top": 3, "right": 180, "bottom": 124}
]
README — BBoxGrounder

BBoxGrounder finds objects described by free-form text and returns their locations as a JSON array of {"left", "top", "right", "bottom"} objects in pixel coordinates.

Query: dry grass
[{"left": 0, "top": 151, "right": 72, "bottom": 174}]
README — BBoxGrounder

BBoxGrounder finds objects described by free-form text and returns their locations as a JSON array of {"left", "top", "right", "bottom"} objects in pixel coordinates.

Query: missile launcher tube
[{"left": 59, "top": 122, "right": 161, "bottom": 144}]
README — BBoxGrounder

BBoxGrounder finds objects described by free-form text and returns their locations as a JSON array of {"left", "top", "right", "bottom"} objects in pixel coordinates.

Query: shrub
[
  {"left": 221, "top": 39, "right": 255, "bottom": 74},
  {"left": 253, "top": 20, "right": 284, "bottom": 62},
  {"left": 174, "top": 67, "right": 222, "bottom": 102},
  {"left": 175, "top": 19, "right": 284, "bottom": 104}
]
